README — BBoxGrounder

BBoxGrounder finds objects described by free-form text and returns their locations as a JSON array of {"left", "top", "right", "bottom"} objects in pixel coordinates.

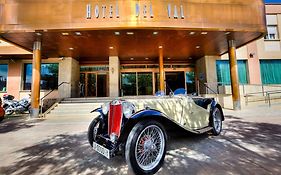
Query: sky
[{"left": 265, "top": 0, "right": 281, "bottom": 3}]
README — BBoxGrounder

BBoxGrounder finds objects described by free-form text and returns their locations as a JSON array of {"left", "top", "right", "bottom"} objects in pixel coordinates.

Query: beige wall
[
  {"left": 205, "top": 56, "right": 219, "bottom": 83},
  {"left": 58, "top": 57, "right": 79, "bottom": 98},
  {"left": 196, "top": 55, "right": 219, "bottom": 94},
  {"left": 257, "top": 13, "right": 281, "bottom": 59},
  {"left": 256, "top": 7, "right": 281, "bottom": 59},
  {"left": 109, "top": 56, "right": 119, "bottom": 97},
  {"left": 7, "top": 59, "right": 22, "bottom": 99},
  {"left": 195, "top": 56, "right": 206, "bottom": 94},
  {"left": 221, "top": 46, "right": 248, "bottom": 60},
  {"left": 247, "top": 41, "right": 262, "bottom": 84},
  {"left": 218, "top": 5, "right": 281, "bottom": 86}
]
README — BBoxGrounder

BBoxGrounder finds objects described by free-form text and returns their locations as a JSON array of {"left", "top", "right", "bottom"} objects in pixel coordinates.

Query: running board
[{"left": 193, "top": 126, "right": 212, "bottom": 134}]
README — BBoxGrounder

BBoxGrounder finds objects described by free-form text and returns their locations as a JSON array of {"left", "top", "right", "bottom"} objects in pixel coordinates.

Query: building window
[
  {"left": 121, "top": 73, "right": 137, "bottom": 96},
  {"left": 121, "top": 72, "right": 153, "bottom": 96},
  {"left": 0, "top": 64, "right": 8, "bottom": 92},
  {"left": 23, "top": 63, "right": 59, "bottom": 90},
  {"left": 216, "top": 60, "right": 248, "bottom": 85},
  {"left": 186, "top": 72, "right": 196, "bottom": 93},
  {"left": 264, "top": 26, "right": 279, "bottom": 40},
  {"left": 80, "top": 65, "right": 109, "bottom": 72},
  {"left": 137, "top": 73, "right": 153, "bottom": 95},
  {"left": 260, "top": 60, "right": 281, "bottom": 84}
]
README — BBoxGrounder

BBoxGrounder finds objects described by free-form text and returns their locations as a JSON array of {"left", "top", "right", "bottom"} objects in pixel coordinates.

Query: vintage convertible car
[{"left": 88, "top": 93, "right": 224, "bottom": 175}]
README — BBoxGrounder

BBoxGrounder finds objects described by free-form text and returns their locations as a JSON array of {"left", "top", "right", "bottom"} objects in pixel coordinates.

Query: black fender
[
  {"left": 210, "top": 100, "right": 225, "bottom": 122},
  {"left": 89, "top": 107, "right": 108, "bottom": 135},
  {"left": 90, "top": 107, "right": 107, "bottom": 120},
  {"left": 90, "top": 107, "right": 102, "bottom": 114},
  {"left": 118, "top": 109, "right": 174, "bottom": 144}
]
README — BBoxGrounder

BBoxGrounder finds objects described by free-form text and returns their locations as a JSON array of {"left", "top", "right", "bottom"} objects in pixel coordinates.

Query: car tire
[
  {"left": 87, "top": 117, "right": 101, "bottom": 147},
  {"left": 211, "top": 107, "right": 223, "bottom": 136},
  {"left": 125, "top": 120, "right": 167, "bottom": 175}
]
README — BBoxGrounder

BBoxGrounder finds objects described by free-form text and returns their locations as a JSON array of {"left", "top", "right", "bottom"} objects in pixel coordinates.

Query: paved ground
[{"left": 0, "top": 105, "right": 280, "bottom": 175}]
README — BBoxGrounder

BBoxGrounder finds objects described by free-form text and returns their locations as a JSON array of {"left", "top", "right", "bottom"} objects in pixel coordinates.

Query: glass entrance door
[
  {"left": 87, "top": 73, "right": 97, "bottom": 97},
  {"left": 80, "top": 73, "right": 108, "bottom": 97},
  {"left": 97, "top": 74, "right": 107, "bottom": 97},
  {"left": 165, "top": 72, "right": 185, "bottom": 95},
  {"left": 121, "top": 72, "right": 153, "bottom": 96}
]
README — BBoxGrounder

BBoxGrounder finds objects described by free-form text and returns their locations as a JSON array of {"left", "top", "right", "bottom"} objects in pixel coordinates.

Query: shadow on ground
[
  {"left": 0, "top": 117, "right": 44, "bottom": 134},
  {"left": 1, "top": 119, "right": 281, "bottom": 175}
]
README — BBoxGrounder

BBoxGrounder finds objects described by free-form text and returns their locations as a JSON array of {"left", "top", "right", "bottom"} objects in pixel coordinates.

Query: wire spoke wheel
[
  {"left": 135, "top": 125, "right": 165, "bottom": 171},
  {"left": 212, "top": 108, "right": 222, "bottom": 135},
  {"left": 126, "top": 120, "right": 167, "bottom": 174},
  {"left": 87, "top": 117, "right": 102, "bottom": 147}
]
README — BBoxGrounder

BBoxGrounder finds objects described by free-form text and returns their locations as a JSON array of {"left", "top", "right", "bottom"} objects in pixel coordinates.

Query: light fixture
[
  {"left": 115, "top": 31, "right": 120, "bottom": 35},
  {"left": 225, "top": 32, "right": 231, "bottom": 35},
  {"left": 59, "top": 57, "right": 65, "bottom": 61},
  {"left": 196, "top": 46, "right": 200, "bottom": 49},
  {"left": 188, "top": 57, "right": 192, "bottom": 60},
  {"left": 145, "top": 57, "right": 149, "bottom": 60},
  {"left": 201, "top": 32, "right": 208, "bottom": 35},
  {"left": 69, "top": 47, "right": 74, "bottom": 50},
  {"left": 36, "top": 32, "right": 42, "bottom": 36},
  {"left": 249, "top": 53, "right": 255, "bottom": 58},
  {"left": 62, "top": 32, "right": 69, "bottom": 36},
  {"left": 153, "top": 31, "right": 158, "bottom": 35},
  {"left": 167, "top": 57, "right": 171, "bottom": 60},
  {"left": 75, "top": 32, "right": 82, "bottom": 36},
  {"left": 126, "top": 32, "right": 134, "bottom": 35},
  {"left": 189, "top": 32, "right": 196, "bottom": 35},
  {"left": 159, "top": 45, "right": 163, "bottom": 49},
  {"left": 109, "top": 46, "right": 114, "bottom": 50},
  {"left": 130, "top": 57, "right": 134, "bottom": 60}
]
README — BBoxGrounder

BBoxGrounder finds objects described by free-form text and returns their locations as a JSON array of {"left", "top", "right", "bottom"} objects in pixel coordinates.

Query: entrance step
[
  {"left": 61, "top": 97, "right": 113, "bottom": 103},
  {"left": 44, "top": 98, "right": 111, "bottom": 118}
]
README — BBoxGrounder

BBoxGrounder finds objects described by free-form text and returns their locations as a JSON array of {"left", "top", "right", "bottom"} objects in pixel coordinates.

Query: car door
[
  {"left": 159, "top": 97, "right": 183, "bottom": 124},
  {"left": 181, "top": 96, "right": 210, "bottom": 130}
]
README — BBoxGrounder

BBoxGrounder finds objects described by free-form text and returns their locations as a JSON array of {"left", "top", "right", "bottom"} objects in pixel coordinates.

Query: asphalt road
[{"left": 0, "top": 106, "right": 280, "bottom": 175}]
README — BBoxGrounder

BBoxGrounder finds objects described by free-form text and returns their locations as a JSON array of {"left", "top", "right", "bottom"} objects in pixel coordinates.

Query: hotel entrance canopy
[{"left": 0, "top": 0, "right": 266, "bottom": 62}]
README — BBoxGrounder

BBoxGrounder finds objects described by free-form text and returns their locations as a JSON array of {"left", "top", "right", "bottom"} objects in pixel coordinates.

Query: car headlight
[
  {"left": 122, "top": 101, "right": 136, "bottom": 119},
  {"left": 101, "top": 102, "right": 110, "bottom": 115}
]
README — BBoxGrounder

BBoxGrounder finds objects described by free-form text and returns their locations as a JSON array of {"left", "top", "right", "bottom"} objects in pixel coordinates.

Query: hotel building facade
[{"left": 0, "top": 0, "right": 277, "bottom": 117}]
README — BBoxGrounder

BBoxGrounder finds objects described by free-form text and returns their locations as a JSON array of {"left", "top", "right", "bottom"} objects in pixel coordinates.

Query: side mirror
[
  {"left": 191, "top": 92, "right": 198, "bottom": 96},
  {"left": 169, "top": 91, "right": 174, "bottom": 97}
]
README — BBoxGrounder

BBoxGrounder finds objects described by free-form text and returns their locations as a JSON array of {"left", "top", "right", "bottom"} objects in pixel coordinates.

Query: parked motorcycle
[
  {"left": 2, "top": 94, "right": 31, "bottom": 115},
  {"left": 0, "top": 97, "right": 5, "bottom": 122}
]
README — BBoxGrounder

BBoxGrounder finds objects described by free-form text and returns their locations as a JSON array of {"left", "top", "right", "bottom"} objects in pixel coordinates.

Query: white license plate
[{"left": 92, "top": 142, "right": 110, "bottom": 159}]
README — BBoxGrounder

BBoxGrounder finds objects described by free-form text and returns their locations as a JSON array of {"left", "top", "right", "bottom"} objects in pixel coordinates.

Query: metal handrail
[
  {"left": 266, "top": 91, "right": 281, "bottom": 107},
  {"left": 198, "top": 80, "right": 218, "bottom": 95},
  {"left": 244, "top": 90, "right": 281, "bottom": 96},
  {"left": 245, "top": 89, "right": 281, "bottom": 106},
  {"left": 40, "top": 82, "right": 70, "bottom": 115},
  {"left": 205, "top": 82, "right": 281, "bottom": 97}
]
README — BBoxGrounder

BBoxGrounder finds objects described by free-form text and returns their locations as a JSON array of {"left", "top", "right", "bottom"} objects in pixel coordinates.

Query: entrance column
[
  {"left": 159, "top": 46, "right": 165, "bottom": 92},
  {"left": 228, "top": 40, "right": 241, "bottom": 110},
  {"left": 30, "top": 41, "right": 41, "bottom": 118},
  {"left": 109, "top": 56, "right": 120, "bottom": 97}
]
